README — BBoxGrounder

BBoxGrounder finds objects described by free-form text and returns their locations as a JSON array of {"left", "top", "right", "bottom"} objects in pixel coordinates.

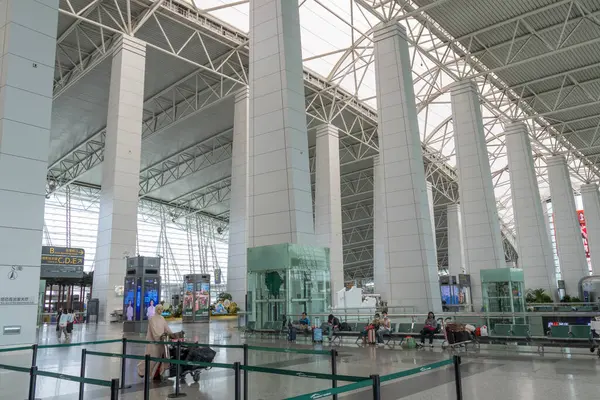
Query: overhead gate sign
[{"left": 41, "top": 246, "right": 85, "bottom": 278}]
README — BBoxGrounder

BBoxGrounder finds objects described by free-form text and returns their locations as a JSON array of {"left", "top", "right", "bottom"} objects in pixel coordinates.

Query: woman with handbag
[{"left": 418, "top": 312, "right": 438, "bottom": 348}]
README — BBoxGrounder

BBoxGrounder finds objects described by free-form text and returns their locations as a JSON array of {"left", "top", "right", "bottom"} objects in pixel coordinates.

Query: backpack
[{"left": 340, "top": 322, "right": 352, "bottom": 331}]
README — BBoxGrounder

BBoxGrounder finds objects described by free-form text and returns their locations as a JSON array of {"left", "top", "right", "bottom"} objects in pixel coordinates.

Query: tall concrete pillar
[
  {"left": 373, "top": 22, "right": 441, "bottom": 312},
  {"left": 427, "top": 182, "right": 438, "bottom": 268},
  {"left": 227, "top": 89, "right": 249, "bottom": 305},
  {"left": 542, "top": 199, "right": 559, "bottom": 278},
  {"left": 372, "top": 155, "right": 390, "bottom": 302},
  {"left": 0, "top": 0, "right": 59, "bottom": 345},
  {"left": 446, "top": 204, "right": 465, "bottom": 277},
  {"left": 314, "top": 124, "right": 344, "bottom": 304},
  {"left": 450, "top": 80, "right": 505, "bottom": 306},
  {"left": 504, "top": 123, "right": 556, "bottom": 295},
  {"left": 546, "top": 155, "right": 588, "bottom": 295},
  {"left": 94, "top": 36, "right": 146, "bottom": 321},
  {"left": 580, "top": 184, "right": 600, "bottom": 275},
  {"left": 248, "top": 0, "right": 314, "bottom": 247}
]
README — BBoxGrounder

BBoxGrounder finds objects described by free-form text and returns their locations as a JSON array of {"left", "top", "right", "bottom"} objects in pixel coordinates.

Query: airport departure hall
[{"left": 2, "top": 0, "right": 600, "bottom": 399}]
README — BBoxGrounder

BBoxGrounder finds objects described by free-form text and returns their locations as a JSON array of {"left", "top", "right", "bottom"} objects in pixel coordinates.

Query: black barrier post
[
  {"left": 330, "top": 349, "right": 338, "bottom": 400},
  {"left": 370, "top": 374, "right": 381, "bottom": 400},
  {"left": 28, "top": 366, "right": 37, "bottom": 400},
  {"left": 233, "top": 362, "right": 241, "bottom": 400},
  {"left": 144, "top": 354, "right": 150, "bottom": 400},
  {"left": 110, "top": 379, "right": 119, "bottom": 399},
  {"left": 168, "top": 341, "right": 186, "bottom": 398},
  {"left": 243, "top": 344, "right": 249, "bottom": 400},
  {"left": 31, "top": 344, "right": 38, "bottom": 369},
  {"left": 120, "top": 338, "right": 131, "bottom": 390},
  {"left": 79, "top": 349, "right": 87, "bottom": 400},
  {"left": 453, "top": 356, "right": 463, "bottom": 400}
]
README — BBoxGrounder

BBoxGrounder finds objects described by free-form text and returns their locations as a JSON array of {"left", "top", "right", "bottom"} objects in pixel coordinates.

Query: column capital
[
  {"left": 546, "top": 154, "right": 566, "bottom": 166},
  {"left": 504, "top": 121, "right": 528, "bottom": 136},
  {"left": 447, "top": 203, "right": 460, "bottom": 213},
  {"left": 373, "top": 21, "right": 407, "bottom": 42},
  {"left": 315, "top": 123, "right": 339, "bottom": 139},
  {"left": 580, "top": 183, "right": 599, "bottom": 193},
  {"left": 373, "top": 154, "right": 381, "bottom": 165},
  {"left": 234, "top": 87, "right": 249, "bottom": 103},
  {"left": 449, "top": 79, "right": 478, "bottom": 96},
  {"left": 115, "top": 35, "right": 146, "bottom": 57}
]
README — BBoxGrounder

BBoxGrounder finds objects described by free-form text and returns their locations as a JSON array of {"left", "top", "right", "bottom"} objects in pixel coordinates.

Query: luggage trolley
[
  {"left": 440, "top": 318, "right": 475, "bottom": 352},
  {"left": 165, "top": 334, "right": 216, "bottom": 383}
]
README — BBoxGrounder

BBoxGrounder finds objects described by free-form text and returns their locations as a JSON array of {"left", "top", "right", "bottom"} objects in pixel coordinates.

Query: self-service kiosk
[
  {"left": 123, "top": 256, "right": 161, "bottom": 333},
  {"left": 182, "top": 274, "right": 211, "bottom": 323}
]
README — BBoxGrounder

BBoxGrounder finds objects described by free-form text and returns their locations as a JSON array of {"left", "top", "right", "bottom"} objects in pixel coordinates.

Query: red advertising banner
[{"left": 577, "top": 210, "right": 590, "bottom": 259}]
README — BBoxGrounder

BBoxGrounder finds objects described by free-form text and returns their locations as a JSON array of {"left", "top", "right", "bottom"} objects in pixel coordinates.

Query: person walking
[
  {"left": 137, "top": 304, "right": 182, "bottom": 381},
  {"left": 57, "top": 309, "right": 70, "bottom": 341}
]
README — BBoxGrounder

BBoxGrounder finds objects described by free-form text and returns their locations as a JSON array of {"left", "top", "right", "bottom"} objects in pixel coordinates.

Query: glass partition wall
[{"left": 247, "top": 244, "right": 331, "bottom": 329}]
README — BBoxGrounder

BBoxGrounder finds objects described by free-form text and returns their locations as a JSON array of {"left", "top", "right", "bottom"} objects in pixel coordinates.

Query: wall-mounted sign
[
  {"left": 0, "top": 296, "right": 35, "bottom": 305},
  {"left": 40, "top": 246, "right": 85, "bottom": 278}
]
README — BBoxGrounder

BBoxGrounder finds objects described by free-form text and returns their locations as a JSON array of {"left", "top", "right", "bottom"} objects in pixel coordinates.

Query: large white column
[
  {"left": 227, "top": 89, "right": 249, "bottom": 306},
  {"left": 373, "top": 22, "right": 441, "bottom": 312},
  {"left": 0, "top": 0, "right": 59, "bottom": 345},
  {"left": 546, "top": 155, "right": 588, "bottom": 296},
  {"left": 580, "top": 183, "right": 600, "bottom": 275},
  {"left": 314, "top": 124, "right": 344, "bottom": 304},
  {"left": 446, "top": 204, "right": 465, "bottom": 277},
  {"left": 94, "top": 36, "right": 146, "bottom": 322},
  {"left": 427, "top": 182, "right": 438, "bottom": 268},
  {"left": 248, "top": 0, "right": 314, "bottom": 247},
  {"left": 450, "top": 80, "right": 505, "bottom": 306},
  {"left": 505, "top": 122, "right": 556, "bottom": 295},
  {"left": 372, "top": 155, "right": 390, "bottom": 303}
]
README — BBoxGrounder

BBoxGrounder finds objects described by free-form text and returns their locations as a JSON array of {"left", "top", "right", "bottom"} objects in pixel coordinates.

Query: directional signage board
[{"left": 40, "top": 246, "right": 85, "bottom": 278}]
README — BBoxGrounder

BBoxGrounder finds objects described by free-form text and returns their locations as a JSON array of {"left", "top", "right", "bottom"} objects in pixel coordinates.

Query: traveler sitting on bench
[
  {"left": 297, "top": 312, "right": 311, "bottom": 332},
  {"left": 323, "top": 314, "right": 341, "bottom": 341},
  {"left": 361, "top": 313, "right": 381, "bottom": 344},
  {"left": 418, "top": 312, "right": 437, "bottom": 348},
  {"left": 376, "top": 312, "right": 391, "bottom": 346}
]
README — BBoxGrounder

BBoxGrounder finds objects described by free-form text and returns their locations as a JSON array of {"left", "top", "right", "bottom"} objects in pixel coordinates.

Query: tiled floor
[{"left": 1, "top": 321, "right": 599, "bottom": 399}]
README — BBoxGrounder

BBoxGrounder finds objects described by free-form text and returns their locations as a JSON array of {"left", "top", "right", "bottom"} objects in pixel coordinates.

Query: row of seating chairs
[
  {"left": 333, "top": 321, "right": 445, "bottom": 345},
  {"left": 241, "top": 319, "right": 598, "bottom": 355}
]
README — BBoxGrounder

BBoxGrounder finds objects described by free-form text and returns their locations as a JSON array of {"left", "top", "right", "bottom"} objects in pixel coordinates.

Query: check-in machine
[{"left": 123, "top": 256, "right": 161, "bottom": 333}]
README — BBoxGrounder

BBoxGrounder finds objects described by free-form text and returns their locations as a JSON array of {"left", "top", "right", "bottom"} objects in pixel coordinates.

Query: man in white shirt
[{"left": 376, "top": 311, "right": 391, "bottom": 346}]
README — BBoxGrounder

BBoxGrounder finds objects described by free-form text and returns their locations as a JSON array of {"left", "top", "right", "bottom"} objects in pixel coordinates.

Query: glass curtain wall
[{"left": 43, "top": 185, "right": 229, "bottom": 303}]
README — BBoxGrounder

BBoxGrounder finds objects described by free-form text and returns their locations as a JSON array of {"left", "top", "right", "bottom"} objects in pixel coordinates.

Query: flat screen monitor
[{"left": 143, "top": 278, "right": 159, "bottom": 320}]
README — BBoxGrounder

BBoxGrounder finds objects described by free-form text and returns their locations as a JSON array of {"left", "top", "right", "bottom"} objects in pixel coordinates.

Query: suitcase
[
  {"left": 312, "top": 327, "right": 323, "bottom": 342},
  {"left": 367, "top": 329, "right": 376, "bottom": 344},
  {"left": 446, "top": 327, "right": 456, "bottom": 344},
  {"left": 288, "top": 327, "right": 297, "bottom": 342},
  {"left": 454, "top": 331, "right": 470, "bottom": 343}
]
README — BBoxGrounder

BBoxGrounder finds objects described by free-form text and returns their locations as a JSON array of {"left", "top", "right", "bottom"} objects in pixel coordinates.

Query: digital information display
[
  {"left": 143, "top": 278, "right": 159, "bottom": 320},
  {"left": 40, "top": 246, "right": 85, "bottom": 278},
  {"left": 195, "top": 282, "right": 210, "bottom": 316},
  {"left": 183, "top": 282, "right": 194, "bottom": 317},
  {"left": 123, "top": 278, "right": 136, "bottom": 321}
]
